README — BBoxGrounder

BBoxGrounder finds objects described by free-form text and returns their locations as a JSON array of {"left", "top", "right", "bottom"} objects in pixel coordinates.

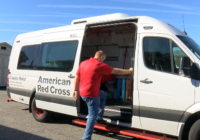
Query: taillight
[
  {"left": 8, "top": 69, "right": 10, "bottom": 75},
  {"left": 7, "top": 78, "right": 9, "bottom": 87},
  {"left": 7, "top": 69, "right": 10, "bottom": 87}
]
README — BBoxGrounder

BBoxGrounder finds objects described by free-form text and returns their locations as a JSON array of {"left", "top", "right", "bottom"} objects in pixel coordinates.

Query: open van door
[
  {"left": 77, "top": 21, "right": 138, "bottom": 124},
  {"left": 35, "top": 24, "right": 86, "bottom": 117}
]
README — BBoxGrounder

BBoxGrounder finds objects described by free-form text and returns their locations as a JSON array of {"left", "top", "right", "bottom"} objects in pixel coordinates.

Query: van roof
[
  {"left": 71, "top": 13, "right": 131, "bottom": 25},
  {"left": 71, "top": 13, "right": 186, "bottom": 36},
  {"left": 14, "top": 13, "right": 187, "bottom": 44}
]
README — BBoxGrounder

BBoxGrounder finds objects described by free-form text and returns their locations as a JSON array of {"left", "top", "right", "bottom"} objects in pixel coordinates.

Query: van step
[
  {"left": 105, "top": 106, "right": 132, "bottom": 114},
  {"left": 80, "top": 108, "right": 132, "bottom": 122},
  {"left": 103, "top": 109, "right": 132, "bottom": 122},
  {"left": 73, "top": 119, "right": 174, "bottom": 140}
]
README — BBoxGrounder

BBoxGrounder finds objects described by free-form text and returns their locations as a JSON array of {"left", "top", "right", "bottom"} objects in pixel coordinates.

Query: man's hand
[
  {"left": 73, "top": 75, "right": 80, "bottom": 99},
  {"left": 73, "top": 91, "right": 78, "bottom": 99},
  {"left": 129, "top": 68, "right": 133, "bottom": 74}
]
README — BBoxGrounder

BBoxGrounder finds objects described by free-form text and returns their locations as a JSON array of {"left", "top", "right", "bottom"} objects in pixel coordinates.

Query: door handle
[
  {"left": 140, "top": 78, "right": 153, "bottom": 83},
  {"left": 68, "top": 74, "right": 75, "bottom": 78},
  {"left": 131, "top": 58, "right": 134, "bottom": 68}
]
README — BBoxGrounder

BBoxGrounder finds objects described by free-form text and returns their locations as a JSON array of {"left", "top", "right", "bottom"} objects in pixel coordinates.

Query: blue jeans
[
  {"left": 81, "top": 90, "right": 107, "bottom": 140},
  {"left": 97, "top": 90, "right": 107, "bottom": 120}
]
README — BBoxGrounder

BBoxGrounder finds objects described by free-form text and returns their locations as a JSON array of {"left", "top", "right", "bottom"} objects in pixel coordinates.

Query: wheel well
[
  {"left": 29, "top": 91, "right": 36, "bottom": 113},
  {"left": 181, "top": 112, "right": 200, "bottom": 140}
]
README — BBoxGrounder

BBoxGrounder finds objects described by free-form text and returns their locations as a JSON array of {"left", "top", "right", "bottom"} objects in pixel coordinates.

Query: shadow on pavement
[
  {"left": 0, "top": 125, "right": 50, "bottom": 140},
  {"left": 93, "top": 129, "right": 135, "bottom": 140},
  {"left": 0, "top": 87, "right": 6, "bottom": 91}
]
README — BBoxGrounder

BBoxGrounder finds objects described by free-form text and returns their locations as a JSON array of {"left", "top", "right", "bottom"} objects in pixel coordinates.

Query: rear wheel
[
  {"left": 189, "top": 119, "right": 200, "bottom": 140},
  {"left": 31, "top": 98, "right": 51, "bottom": 122}
]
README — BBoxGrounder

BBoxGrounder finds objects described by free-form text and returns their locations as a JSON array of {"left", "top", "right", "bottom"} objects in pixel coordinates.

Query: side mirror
[
  {"left": 191, "top": 63, "right": 200, "bottom": 80},
  {"left": 179, "top": 57, "right": 191, "bottom": 77}
]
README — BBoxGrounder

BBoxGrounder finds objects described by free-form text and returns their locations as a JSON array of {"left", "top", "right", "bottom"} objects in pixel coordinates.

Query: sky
[{"left": 0, "top": 0, "right": 200, "bottom": 46}]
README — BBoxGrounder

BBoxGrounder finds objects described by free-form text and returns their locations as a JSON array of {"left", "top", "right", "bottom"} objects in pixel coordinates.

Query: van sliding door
[{"left": 35, "top": 25, "right": 85, "bottom": 117}]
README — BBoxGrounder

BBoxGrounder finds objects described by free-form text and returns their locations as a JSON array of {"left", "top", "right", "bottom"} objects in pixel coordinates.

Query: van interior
[{"left": 79, "top": 22, "right": 137, "bottom": 123}]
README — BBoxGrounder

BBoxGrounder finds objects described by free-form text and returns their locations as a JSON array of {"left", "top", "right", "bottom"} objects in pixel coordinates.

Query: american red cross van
[{"left": 7, "top": 13, "right": 200, "bottom": 140}]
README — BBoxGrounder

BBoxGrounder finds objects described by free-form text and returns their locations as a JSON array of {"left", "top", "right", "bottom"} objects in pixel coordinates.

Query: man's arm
[
  {"left": 111, "top": 68, "right": 133, "bottom": 75},
  {"left": 73, "top": 75, "right": 80, "bottom": 99}
]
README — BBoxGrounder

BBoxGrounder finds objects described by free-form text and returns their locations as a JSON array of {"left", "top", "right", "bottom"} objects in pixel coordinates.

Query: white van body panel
[
  {"left": 8, "top": 34, "right": 41, "bottom": 104},
  {"left": 137, "top": 16, "right": 188, "bottom": 37},
  {"left": 10, "top": 93, "right": 30, "bottom": 104},
  {"left": 8, "top": 75, "right": 37, "bottom": 90},
  {"left": 140, "top": 117, "right": 180, "bottom": 136},
  {"left": 131, "top": 90, "right": 141, "bottom": 129},
  {"left": 36, "top": 100, "right": 77, "bottom": 116},
  {"left": 130, "top": 33, "right": 142, "bottom": 129},
  {"left": 195, "top": 81, "right": 200, "bottom": 103},
  {"left": 185, "top": 102, "right": 200, "bottom": 113},
  {"left": 137, "top": 18, "right": 173, "bottom": 35},
  {"left": 9, "top": 74, "right": 37, "bottom": 105}
]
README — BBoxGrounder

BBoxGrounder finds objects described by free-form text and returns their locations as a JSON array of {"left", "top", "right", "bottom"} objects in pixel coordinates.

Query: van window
[
  {"left": 37, "top": 41, "right": 78, "bottom": 72},
  {"left": 143, "top": 37, "right": 171, "bottom": 73},
  {"left": 17, "top": 45, "right": 39, "bottom": 69},
  {"left": 172, "top": 42, "right": 187, "bottom": 74},
  {"left": 177, "top": 36, "right": 200, "bottom": 60}
]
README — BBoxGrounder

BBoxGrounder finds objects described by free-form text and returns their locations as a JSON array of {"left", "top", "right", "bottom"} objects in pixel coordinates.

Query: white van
[{"left": 7, "top": 13, "right": 200, "bottom": 140}]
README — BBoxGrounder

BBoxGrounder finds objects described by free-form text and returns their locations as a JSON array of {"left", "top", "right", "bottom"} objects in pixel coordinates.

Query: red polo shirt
[{"left": 76, "top": 57, "right": 113, "bottom": 97}]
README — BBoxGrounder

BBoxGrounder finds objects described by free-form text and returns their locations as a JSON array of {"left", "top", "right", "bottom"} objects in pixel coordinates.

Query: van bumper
[{"left": 7, "top": 87, "right": 11, "bottom": 98}]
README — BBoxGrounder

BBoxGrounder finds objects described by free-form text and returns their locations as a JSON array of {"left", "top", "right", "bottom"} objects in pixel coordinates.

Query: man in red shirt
[{"left": 73, "top": 50, "right": 133, "bottom": 140}]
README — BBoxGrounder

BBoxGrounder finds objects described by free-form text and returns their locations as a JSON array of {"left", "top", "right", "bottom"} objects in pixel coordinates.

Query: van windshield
[{"left": 177, "top": 35, "right": 200, "bottom": 60}]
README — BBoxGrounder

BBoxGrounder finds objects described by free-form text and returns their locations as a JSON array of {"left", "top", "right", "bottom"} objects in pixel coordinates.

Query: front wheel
[
  {"left": 31, "top": 98, "right": 51, "bottom": 122},
  {"left": 189, "top": 119, "right": 200, "bottom": 140}
]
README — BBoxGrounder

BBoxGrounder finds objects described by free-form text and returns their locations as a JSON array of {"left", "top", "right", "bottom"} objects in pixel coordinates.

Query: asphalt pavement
[{"left": 0, "top": 87, "right": 142, "bottom": 140}]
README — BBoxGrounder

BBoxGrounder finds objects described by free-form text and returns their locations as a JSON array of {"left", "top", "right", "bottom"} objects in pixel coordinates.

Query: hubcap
[{"left": 34, "top": 102, "right": 44, "bottom": 117}]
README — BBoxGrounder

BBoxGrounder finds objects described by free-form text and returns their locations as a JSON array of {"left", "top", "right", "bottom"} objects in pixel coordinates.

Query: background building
[{"left": 0, "top": 42, "right": 12, "bottom": 87}]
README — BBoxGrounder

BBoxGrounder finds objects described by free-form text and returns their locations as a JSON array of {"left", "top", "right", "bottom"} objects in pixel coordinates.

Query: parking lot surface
[{"left": 0, "top": 88, "right": 142, "bottom": 140}]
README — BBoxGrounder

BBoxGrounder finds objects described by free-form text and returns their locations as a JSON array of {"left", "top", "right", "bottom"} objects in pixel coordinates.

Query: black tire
[
  {"left": 189, "top": 119, "right": 200, "bottom": 140},
  {"left": 31, "top": 98, "right": 51, "bottom": 122}
]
